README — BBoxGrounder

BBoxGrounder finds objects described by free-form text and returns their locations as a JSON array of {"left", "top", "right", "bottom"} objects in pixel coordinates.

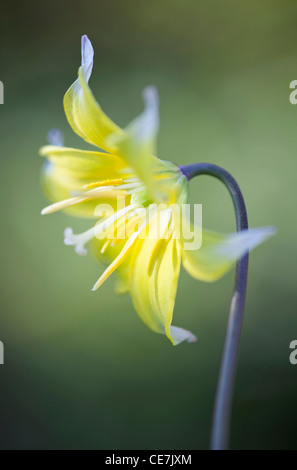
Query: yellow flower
[{"left": 40, "top": 36, "right": 275, "bottom": 345}]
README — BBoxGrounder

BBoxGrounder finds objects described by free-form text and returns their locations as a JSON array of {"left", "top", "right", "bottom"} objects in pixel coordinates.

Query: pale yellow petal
[
  {"left": 92, "top": 217, "right": 148, "bottom": 291},
  {"left": 107, "top": 87, "right": 162, "bottom": 200},
  {"left": 40, "top": 145, "right": 126, "bottom": 181},
  {"left": 40, "top": 146, "right": 131, "bottom": 218},
  {"left": 182, "top": 225, "right": 276, "bottom": 282},
  {"left": 63, "top": 35, "right": 124, "bottom": 151},
  {"left": 91, "top": 209, "right": 144, "bottom": 284},
  {"left": 128, "top": 212, "right": 193, "bottom": 344}
]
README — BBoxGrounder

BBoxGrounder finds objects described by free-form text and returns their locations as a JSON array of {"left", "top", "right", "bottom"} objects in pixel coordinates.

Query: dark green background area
[{"left": 0, "top": 0, "right": 296, "bottom": 450}]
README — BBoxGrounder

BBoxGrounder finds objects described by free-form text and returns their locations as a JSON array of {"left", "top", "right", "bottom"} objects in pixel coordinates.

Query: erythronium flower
[{"left": 40, "top": 35, "right": 275, "bottom": 345}]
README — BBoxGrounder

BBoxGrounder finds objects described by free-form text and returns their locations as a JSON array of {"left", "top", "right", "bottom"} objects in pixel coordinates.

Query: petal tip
[
  {"left": 188, "top": 334, "right": 198, "bottom": 344},
  {"left": 47, "top": 128, "right": 64, "bottom": 147},
  {"left": 263, "top": 226, "right": 277, "bottom": 238},
  {"left": 245, "top": 225, "right": 277, "bottom": 250},
  {"left": 216, "top": 225, "right": 277, "bottom": 260},
  {"left": 170, "top": 326, "right": 198, "bottom": 345},
  {"left": 81, "top": 35, "right": 93, "bottom": 55},
  {"left": 143, "top": 85, "right": 158, "bottom": 101},
  {"left": 142, "top": 86, "right": 159, "bottom": 112},
  {"left": 80, "top": 34, "right": 94, "bottom": 81}
]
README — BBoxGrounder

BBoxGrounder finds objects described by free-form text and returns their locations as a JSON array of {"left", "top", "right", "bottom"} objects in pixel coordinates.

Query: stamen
[
  {"left": 92, "top": 207, "right": 157, "bottom": 291},
  {"left": 41, "top": 196, "right": 90, "bottom": 215},
  {"left": 126, "top": 185, "right": 146, "bottom": 195},
  {"left": 112, "top": 214, "right": 144, "bottom": 245},
  {"left": 123, "top": 177, "right": 140, "bottom": 183},
  {"left": 72, "top": 188, "right": 128, "bottom": 199},
  {"left": 92, "top": 220, "right": 148, "bottom": 291},
  {"left": 93, "top": 204, "right": 139, "bottom": 239},
  {"left": 100, "top": 238, "right": 113, "bottom": 254},
  {"left": 83, "top": 178, "right": 123, "bottom": 189},
  {"left": 87, "top": 182, "right": 142, "bottom": 196}
]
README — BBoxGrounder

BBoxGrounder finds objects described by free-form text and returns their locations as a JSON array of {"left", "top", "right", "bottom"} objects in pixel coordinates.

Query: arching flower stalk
[{"left": 40, "top": 35, "right": 275, "bottom": 349}]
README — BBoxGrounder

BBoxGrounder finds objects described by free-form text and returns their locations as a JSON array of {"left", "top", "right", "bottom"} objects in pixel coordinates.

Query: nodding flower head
[{"left": 40, "top": 35, "right": 275, "bottom": 345}]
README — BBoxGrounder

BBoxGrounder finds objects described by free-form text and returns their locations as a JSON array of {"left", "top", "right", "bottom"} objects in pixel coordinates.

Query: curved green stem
[{"left": 180, "top": 163, "right": 249, "bottom": 451}]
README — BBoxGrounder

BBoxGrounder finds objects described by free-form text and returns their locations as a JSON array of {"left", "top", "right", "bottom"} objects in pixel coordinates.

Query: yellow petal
[
  {"left": 92, "top": 217, "right": 147, "bottom": 291},
  {"left": 40, "top": 146, "right": 130, "bottom": 218},
  {"left": 40, "top": 145, "right": 126, "bottom": 180},
  {"left": 182, "top": 226, "right": 276, "bottom": 282},
  {"left": 128, "top": 211, "right": 195, "bottom": 345},
  {"left": 92, "top": 235, "right": 131, "bottom": 290},
  {"left": 63, "top": 35, "right": 124, "bottom": 151},
  {"left": 107, "top": 87, "right": 161, "bottom": 200},
  {"left": 91, "top": 209, "right": 144, "bottom": 284}
]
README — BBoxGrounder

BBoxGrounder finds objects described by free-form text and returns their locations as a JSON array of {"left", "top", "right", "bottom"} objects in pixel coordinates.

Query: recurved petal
[
  {"left": 41, "top": 146, "right": 130, "bottom": 217},
  {"left": 107, "top": 87, "right": 161, "bottom": 200},
  {"left": 91, "top": 208, "right": 146, "bottom": 288},
  {"left": 169, "top": 326, "right": 198, "bottom": 345},
  {"left": 40, "top": 145, "right": 131, "bottom": 217},
  {"left": 129, "top": 212, "right": 195, "bottom": 345},
  {"left": 40, "top": 145, "right": 126, "bottom": 181},
  {"left": 63, "top": 35, "right": 124, "bottom": 151},
  {"left": 182, "top": 226, "right": 276, "bottom": 282},
  {"left": 42, "top": 164, "right": 124, "bottom": 218}
]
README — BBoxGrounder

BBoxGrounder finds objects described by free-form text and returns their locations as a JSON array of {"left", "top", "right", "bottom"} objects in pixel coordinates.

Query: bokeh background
[{"left": 0, "top": 0, "right": 296, "bottom": 450}]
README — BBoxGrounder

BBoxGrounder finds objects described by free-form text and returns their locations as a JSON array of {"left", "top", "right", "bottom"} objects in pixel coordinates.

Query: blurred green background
[{"left": 0, "top": 0, "right": 296, "bottom": 450}]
